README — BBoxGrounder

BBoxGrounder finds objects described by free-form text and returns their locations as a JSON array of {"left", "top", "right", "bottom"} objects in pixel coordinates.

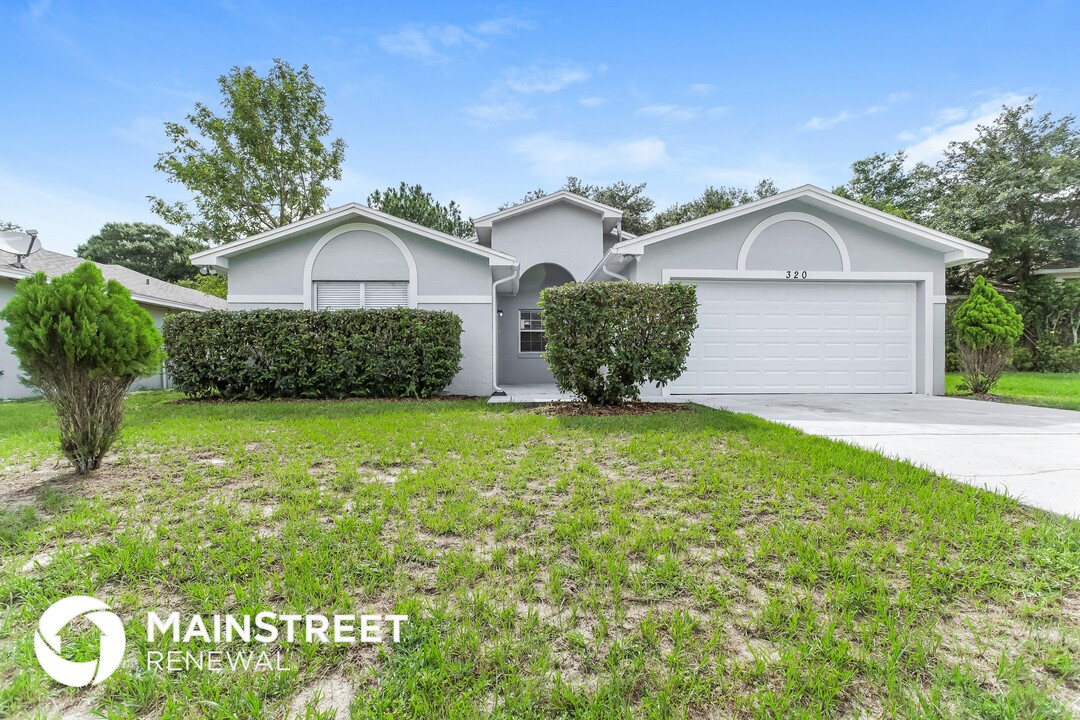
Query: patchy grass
[
  {"left": 947, "top": 372, "right": 1080, "bottom": 411},
  {"left": 1, "top": 391, "right": 1078, "bottom": 719}
]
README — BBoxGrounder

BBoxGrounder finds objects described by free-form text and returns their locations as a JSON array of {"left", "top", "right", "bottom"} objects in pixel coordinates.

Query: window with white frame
[
  {"left": 314, "top": 281, "right": 408, "bottom": 310},
  {"left": 519, "top": 309, "right": 546, "bottom": 353}
]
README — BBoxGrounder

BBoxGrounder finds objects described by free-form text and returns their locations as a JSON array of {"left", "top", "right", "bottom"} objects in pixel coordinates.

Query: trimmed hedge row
[
  {"left": 162, "top": 309, "right": 463, "bottom": 399},
  {"left": 540, "top": 281, "right": 698, "bottom": 405}
]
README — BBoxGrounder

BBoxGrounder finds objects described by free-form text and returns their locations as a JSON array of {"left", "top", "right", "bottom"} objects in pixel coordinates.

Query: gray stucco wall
[
  {"left": 224, "top": 216, "right": 495, "bottom": 396},
  {"left": 0, "top": 278, "right": 172, "bottom": 400},
  {"left": 496, "top": 264, "right": 574, "bottom": 385},
  {"left": 489, "top": 203, "right": 605, "bottom": 282},
  {"left": 632, "top": 199, "right": 948, "bottom": 395}
]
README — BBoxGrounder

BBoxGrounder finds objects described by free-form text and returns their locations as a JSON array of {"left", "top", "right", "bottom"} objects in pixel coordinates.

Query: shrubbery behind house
[
  {"left": 953, "top": 276, "right": 1024, "bottom": 394},
  {"left": 0, "top": 262, "right": 163, "bottom": 474},
  {"left": 541, "top": 282, "right": 699, "bottom": 405},
  {"left": 163, "top": 308, "right": 463, "bottom": 400}
]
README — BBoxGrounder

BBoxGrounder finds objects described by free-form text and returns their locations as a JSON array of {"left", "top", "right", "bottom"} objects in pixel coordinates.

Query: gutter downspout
[
  {"left": 601, "top": 254, "right": 638, "bottom": 282},
  {"left": 490, "top": 263, "right": 520, "bottom": 396}
]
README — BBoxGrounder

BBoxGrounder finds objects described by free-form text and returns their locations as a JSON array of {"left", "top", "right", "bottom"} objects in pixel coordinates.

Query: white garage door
[{"left": 670, "top": 281, "right": 916, "bottom": 394}]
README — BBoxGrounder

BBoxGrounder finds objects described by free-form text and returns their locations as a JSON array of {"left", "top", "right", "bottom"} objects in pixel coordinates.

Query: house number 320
[{"left": 785, "top": 270, "right": 807, "bottom": 279}]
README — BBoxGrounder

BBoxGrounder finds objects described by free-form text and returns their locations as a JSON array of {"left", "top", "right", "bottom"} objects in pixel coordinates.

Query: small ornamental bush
[
  {"left": 0, "top": 262, "right": 163, "bottom": 473},
  {"left": 540, "top": 282, "right": 698, "bottom": 405},
  {"left": 162, "top": 308, "right": 463, "bottom": 400},
  {"left": 953, "top": 276, "right": 1023, "bottom": 394}
]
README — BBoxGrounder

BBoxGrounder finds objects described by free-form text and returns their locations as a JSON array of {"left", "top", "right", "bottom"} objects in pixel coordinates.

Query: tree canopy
[
  {"left": 149, "top": 58, "right": 346, "bottom": 246},
  {"left": 76, "top": 222, "right": 203, "bottom": 283},
  {"left": 651, "top": 180, "right": 778, "bottom": 231},
  {"left": 368, "top": 183, "right": 474, "bottom": 238}
]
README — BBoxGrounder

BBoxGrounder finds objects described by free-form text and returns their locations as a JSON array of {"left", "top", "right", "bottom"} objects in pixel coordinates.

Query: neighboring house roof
[
  {"left": 1034, "top": 261, "right": 1080, "bottom": 280},
  {"left": 0, "top": 249, "right": 227, "bottom": 312},
  {"left": 472, "top": 191, "right": 624, "bottom": 246},
  {"left": 190, "top": 203, "right": 518, "bottom": 270},
  {"left": 588, "top": 184, "right": 990, "bottom": 280}
]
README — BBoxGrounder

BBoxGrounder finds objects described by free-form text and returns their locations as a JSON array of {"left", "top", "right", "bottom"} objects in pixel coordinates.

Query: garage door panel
[{"left": 670, "top": 281, "right": 916, "bottom": 394}]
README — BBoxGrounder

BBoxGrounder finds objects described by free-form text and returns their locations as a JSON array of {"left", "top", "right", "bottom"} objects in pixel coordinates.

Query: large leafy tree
[
  {"left": 834, "top": 151, "right": 933, "bottom": 220},
  {"left": 150, "top": 58, "right": 346, "bottom": 246},
  {"left": 932, "top": 102, "right": 1080, "bottom": 288},
  {"left": 75, "top": 222, "right": 203, "bottom": 283},
  {"left": 501, "top": 177, "right": 657, "bottom": 235},
  {"left": 651, "top": 180, "right": 778, "bottom": 231},
  {"left": 368, "top": 183, "right": 474, "bottom": 238}
]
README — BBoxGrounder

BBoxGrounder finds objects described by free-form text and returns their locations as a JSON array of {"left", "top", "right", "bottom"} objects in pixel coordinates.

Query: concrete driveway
[{"left": 687, "top": 394, "right": 1080, "bottom": 518}]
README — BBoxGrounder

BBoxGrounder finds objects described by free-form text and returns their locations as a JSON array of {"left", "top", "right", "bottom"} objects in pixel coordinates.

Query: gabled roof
[
  {"left": 612, "top": 184, "right": 990, "bottom": 268},
  {"left": 1034, "top": 261, "right": 1080, "bottom": 280},
  {"left": 0, "top": 249, "right": 226, "bottom": 312},
  {"left": 472, "top": 191, "right": 623, "bottom": 246},
  {"left": 190, "top": 203, "right": 517, "bottom": 270}
]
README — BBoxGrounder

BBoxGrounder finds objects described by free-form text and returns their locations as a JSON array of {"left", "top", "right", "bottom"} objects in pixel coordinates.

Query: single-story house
[
  {"left": 0, "top": 248, "right": 226, "bottom": 400},
  {"left": 190, "top": 184, "right": 990, "bottom": 397}
]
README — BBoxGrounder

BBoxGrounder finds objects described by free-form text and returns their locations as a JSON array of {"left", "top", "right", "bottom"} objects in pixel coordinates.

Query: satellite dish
[{"left": 0, "top": 230, "right": 40, "bottom": 268}]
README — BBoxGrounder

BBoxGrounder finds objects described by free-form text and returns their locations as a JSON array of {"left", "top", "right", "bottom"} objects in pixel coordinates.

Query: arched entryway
[{"left": 497, "top": 263, "right": 574, "bottom": 385}]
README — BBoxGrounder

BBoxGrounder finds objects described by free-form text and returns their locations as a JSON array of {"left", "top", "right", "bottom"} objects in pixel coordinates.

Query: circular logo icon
[{"left": 34, "top": 596, "right": 126, "bottom": 687}]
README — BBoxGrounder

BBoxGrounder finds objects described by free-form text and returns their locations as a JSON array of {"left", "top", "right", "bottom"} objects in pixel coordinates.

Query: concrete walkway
[{"left": 687, "top": 394, "right": 1080, "bottom": 518}]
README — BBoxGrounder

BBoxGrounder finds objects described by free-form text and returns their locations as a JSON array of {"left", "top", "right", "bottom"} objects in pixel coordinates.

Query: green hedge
[
  {"left": 162, "top": 309, "right": 463, "bottom": 399},
  {"left": 540, "top": 282, "right": 698, "bottom": 405}
]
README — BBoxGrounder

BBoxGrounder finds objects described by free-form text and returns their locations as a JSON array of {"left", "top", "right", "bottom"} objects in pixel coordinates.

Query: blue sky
[{"left": 2, "top": 0, "right": 1077, "bottom": 254}]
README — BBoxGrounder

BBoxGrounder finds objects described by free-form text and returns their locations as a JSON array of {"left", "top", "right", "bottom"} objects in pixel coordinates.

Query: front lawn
[
  {"left": 1, "top": 393, "right": 1078, "bottom": 718},
  {"left": 946, "top": 372, "right": 1080, "bottom": 411}
]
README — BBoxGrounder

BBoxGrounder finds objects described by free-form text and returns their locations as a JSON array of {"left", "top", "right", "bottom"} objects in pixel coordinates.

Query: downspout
[
  {"left": 490, "top": 263, "right": 520, "bottom": 396},
  {"left": 601, "top": 254, "right": 638, "bottom": 282}
]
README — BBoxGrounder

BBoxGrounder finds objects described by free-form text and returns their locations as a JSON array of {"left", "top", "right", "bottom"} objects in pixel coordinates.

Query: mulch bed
[{"left": 536, "top": 402, "right": 691, "bottom": 417}]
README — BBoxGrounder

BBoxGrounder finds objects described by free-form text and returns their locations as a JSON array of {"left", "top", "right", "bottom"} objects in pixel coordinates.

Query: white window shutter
[
  {"left": 314, "top": 281, "right": 409, "bottom": 310},
  {"left": 315, "top": 282, "right": 366, "bottom": 310},
  {"left": 364, "top": 281, "right": 409, "bottom": 308}
]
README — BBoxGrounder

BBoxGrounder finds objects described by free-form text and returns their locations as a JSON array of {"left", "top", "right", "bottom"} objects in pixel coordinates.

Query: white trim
[
  {"left": 933, "top": 295, "right": 948, "bottom": 305},
  {"left": 473, "top": 191, "right": 622, "bottom": 224},
  {"left": 227, "top": 294, "right": 305, "bottom": 304},
  {"left": 190, "top": 203, "right": 516, "bottom": 268},
  {"left": 737, "top": 211, "right": 851, "bottom": 271},
  {"left": 129, "top": 295, "right": 220, "bottom": 313},
  {"left": 416, "top": 294, "right": 491, "bottom": 304},
  {"left": 614, "top": 184, "right": 989, "bottom": 266},
  {"left": 661, "top": 269, "right": 935, "bottom": 396},
  {"left": 302, "top": 223, "right": 418, "bottom": 310}
]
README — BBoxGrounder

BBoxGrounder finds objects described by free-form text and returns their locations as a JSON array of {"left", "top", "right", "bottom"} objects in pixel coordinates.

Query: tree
[
  {"left": 834, "top": 151, "right": 933, "bottom": 220},
  {"left": 177, "top": 273, "right": 228, "bottom": 299},
  {"left": 368, "top": 183, "right": 473, "bottom": 238},
  {"left": 931, "top": 102, "right": 1080, "bottom": 288},
  {"left": 149, "top": 58, "right": 346, "bottom": 246},
  {"left": 501, "top": 177, "right": 657, "bottom": 235},
  {"left": 0, "top": 263, "right": 162, "bottom": 473},
  {"left": 75, "top": 222, "right": 203, "bottom": 283},
  {"left": 651, "top": 180, "right": 778, "bottom": 231},
  {"left": 953, "top": 276, "right": 1024, "bottom": 394},
  {"left": 0, "top": 219, "right": 20, "bottom": 231}
]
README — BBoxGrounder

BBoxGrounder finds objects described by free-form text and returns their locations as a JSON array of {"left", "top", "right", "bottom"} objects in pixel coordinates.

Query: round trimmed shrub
[{"left": 0, "top": 262, "right": 163, "bottom": 473}]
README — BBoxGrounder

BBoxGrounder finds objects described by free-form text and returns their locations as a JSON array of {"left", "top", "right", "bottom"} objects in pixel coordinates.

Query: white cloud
[
  {"left": 502, "top": 64, "right": 591, "bottom": 94},
  {"left": 112, "top": 115, "right": 167, "bottom": 150},
  {"left": 376, "top": 16, "right": 531, "bottom": 63},
  {"left": 688, "top": 83, "right": 715, "bottom": 97},
  {"left": 902, "top": 92, "right": 1029, "bottom": 164},
  {"left": 0, "top": 166, "right": 162, "bottom": 256},
  {"left": 802, "top": 92, "right": 910, "bottom": 131},
  {"left": 635, "top": 104, "right": 729, "bottom": 122},
  {"left": 509, "top": 133, "right": 669, "bottom": 180},
  {"left": 465, "top": 63, "right": 597, "bottom": 127},
  {"left": 579, "top": 96, "right": 607, "bottom": 108}
]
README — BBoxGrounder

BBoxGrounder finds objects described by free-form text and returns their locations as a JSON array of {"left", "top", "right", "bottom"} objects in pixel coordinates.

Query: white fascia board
[
  {"left": 613, "top": 184, "right": 991, "bottom": 261},
  {"left": 473, "top": 191, "right": 622, "bottom": 228},
  {"left": 189, "top": 204, "right": 517, "bottom": 267}
]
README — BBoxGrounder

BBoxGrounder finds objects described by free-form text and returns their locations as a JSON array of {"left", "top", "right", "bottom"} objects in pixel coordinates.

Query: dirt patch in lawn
[{"left": 537, "top": 402, "right": 690, "bottom": 417}]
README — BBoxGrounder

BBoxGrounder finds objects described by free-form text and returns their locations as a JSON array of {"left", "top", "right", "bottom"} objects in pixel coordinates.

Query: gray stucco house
[
  {"left": 190, "top": 184, "right": 989, "bottom": 397},
  {"left": 0, "top": 248, "right": 226, "bottom": 400}
]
